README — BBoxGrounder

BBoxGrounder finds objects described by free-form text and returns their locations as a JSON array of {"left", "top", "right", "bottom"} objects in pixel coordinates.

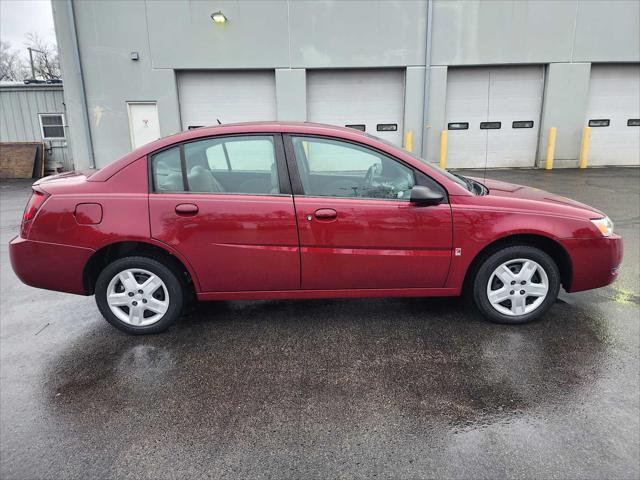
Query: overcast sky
[{"left": 1, "top": 0, "right": 57, "bottom": 58}]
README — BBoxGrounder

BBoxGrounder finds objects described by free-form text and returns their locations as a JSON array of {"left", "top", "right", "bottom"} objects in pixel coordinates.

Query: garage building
[{"left": 51, "top": 0, "right": 639, "bottom": 170}]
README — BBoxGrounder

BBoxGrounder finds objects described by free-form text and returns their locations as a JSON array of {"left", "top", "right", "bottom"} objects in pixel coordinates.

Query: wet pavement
[{"left": 1, "top": 168, "right": 638, "bottom": 479}]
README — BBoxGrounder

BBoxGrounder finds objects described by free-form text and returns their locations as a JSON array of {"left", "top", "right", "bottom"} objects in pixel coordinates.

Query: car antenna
[
  {"left": 216, "top": 118, "right": 222, "bottom": 125},
  {"left": 483, "top": 158, "right": 488, "bottom": 183},
  {"left": 483, "top": 136, "right": 489, "bottom": 183}
]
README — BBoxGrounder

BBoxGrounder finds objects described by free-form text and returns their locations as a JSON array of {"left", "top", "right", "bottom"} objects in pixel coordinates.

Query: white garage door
[
  {"left": 585, "top": 65, "right": 640, "bottom": 166},
  {"left": 177, "top": 71, "right": 276, "bottom": 130},
  {"left": 307, "top": 69, "right": 405, "bottom": 146},
  {"left": 445, "top": 66, "right": 544, "bottom": 169}
]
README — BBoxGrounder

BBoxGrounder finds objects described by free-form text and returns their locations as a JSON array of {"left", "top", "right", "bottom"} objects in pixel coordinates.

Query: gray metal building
[
  {"left": 0, "top": 82, "right": 72, "bottom": 172},
  {"left": 52, "top": 0, "right": 640, "bottom": 171}
]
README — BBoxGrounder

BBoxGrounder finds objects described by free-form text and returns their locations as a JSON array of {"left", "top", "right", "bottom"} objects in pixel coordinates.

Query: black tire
[
  {"left": 472, "top": 245, "right": 561, "bottom": 325},
  {"left": 95, "top": 256, "right": 184, "bottom": 334}
]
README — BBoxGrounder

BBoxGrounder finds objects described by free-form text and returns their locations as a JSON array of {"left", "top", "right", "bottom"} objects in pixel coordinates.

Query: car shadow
[{"left": 41, "top": 295, "right": 609, "bottom": 434}]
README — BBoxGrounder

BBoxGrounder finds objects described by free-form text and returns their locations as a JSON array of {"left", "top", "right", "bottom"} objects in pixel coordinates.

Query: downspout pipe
[
  {"left": 66, "top": 0, "right": 95, "bottom": 168},
  {"left": 421, "top": 0, "right": 434, "bottom": 160}
]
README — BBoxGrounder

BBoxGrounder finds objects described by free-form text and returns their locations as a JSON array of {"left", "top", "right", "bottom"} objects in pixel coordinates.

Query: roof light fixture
[{"left": 211, "top": 11, "right": 227, "bottom": 24}]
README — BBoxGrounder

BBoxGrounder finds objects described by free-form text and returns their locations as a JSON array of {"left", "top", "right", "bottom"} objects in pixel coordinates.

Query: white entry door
[{"left": 127, "top": 102, "right": 161, "bottom": 149}]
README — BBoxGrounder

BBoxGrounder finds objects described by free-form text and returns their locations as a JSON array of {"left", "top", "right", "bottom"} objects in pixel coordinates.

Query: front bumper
[
  {"left": 9, "top": 236, "right": 94, "bottom": 295},
  {"left": 562, "top": 234, "right": 623, "bottom": 293}
]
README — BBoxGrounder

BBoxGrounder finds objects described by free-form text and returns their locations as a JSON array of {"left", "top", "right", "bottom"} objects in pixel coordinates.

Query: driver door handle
[
  {"left": 314, "top": 208, "right": 337, "bottom": 220},
  {"left": 175, "top": 203, "right": 199, "bottom": 215}
]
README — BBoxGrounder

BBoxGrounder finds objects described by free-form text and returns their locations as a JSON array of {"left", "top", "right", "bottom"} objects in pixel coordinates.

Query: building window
[
  {"left": 38, "top": 114, "right": 66, "bottom": 139},
  {"left": 480, "top": 121, "right": 501, "bottom": 130},
  {"left": 512, "top": 121, "right": 534, "bottom": 129},
  {"left": 448, "top": 122, "right": 469, "bottom": 130},
  {"left": 588, "top": 119, "right": 610, "bottom": 127}
]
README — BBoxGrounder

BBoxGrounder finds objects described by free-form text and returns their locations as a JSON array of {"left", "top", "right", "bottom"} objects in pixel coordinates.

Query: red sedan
[{"left": 10, "top": 122, "right": 622, "bottom": 334}]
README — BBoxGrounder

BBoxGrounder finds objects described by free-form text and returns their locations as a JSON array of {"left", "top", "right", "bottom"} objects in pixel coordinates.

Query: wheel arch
[
  {"left": 462, "top": 234, "right": 573, "bottom": 293},
  {"left": 83, "top": 240, "right": 198, "bottom": 296}
]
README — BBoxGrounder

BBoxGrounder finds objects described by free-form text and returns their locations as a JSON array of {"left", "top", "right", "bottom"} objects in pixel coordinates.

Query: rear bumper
[
  {"left": 9, "top": 236, "right": 94, "bottom": 295},
  {"left": 562, "top": 235, "right": 623, "bottom": 293}
]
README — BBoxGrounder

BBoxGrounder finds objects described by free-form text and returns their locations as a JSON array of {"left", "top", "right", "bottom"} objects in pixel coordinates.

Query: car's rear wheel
[
  {"left": 95, "top": 256, "right": 184, "bottom": 334},
  {"left": 472, "top": 245, "right": 560, "bottom": 324}
]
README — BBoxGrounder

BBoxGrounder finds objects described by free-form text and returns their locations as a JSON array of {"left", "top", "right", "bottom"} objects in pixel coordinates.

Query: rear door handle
[
  {"left": 314, "top": 208, "right": 337, "bottom": 220},
  {"left": 175, "top": 203, "right": 199, "bottom": 215}
]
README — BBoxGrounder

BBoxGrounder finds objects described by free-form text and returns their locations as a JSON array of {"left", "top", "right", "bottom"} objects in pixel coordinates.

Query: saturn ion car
[{"left": 10, "top": 122, "right": 622, "bottom": 334}]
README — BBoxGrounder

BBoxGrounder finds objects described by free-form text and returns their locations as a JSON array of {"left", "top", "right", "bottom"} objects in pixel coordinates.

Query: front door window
[{"left": 290, "top": 136, "right": 415, "bottom": 200}]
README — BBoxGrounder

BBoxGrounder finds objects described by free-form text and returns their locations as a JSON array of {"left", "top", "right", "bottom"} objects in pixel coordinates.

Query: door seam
[{"left": 280, "top": 134, "right": 303, "bottom": 288}]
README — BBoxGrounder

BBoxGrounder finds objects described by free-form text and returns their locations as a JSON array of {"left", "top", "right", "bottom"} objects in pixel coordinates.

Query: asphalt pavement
[{"left": 1, "top": 167, "right": 638, "bottom": 479}]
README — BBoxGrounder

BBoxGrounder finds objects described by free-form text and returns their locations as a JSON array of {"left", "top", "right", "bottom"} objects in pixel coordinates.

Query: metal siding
[
  {"left": 26, "top": 90, "right": 40, "bottom": 139},
  {"left": 15, "top": 91, "right": 29, "bottom": 141},
  {"left": 0, "top": 85, "right": 73, "bottom": 171},
  {"left": 23, "top": 90, "right": 37, "bottom": 139},
  {"left": 0, "top": 91, "right": 13, "bottom": 139},
  {"left": 6, "top": 91, "right": 20, "bottom": 140}
]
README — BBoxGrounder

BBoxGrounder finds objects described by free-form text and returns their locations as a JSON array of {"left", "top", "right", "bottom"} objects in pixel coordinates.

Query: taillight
[{"left": 20, "top": 189, "right": 49, "bottom": 238}]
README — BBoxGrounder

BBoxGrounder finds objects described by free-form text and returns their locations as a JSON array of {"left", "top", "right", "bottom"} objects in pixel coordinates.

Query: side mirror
[{"left": 410, "top": 185, "right": 444, "bottom": 206}]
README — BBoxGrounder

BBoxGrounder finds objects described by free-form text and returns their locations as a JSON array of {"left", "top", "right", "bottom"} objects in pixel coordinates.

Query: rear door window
[
  {"left": 204, "top": 137, "right": 274, "bottom": 172},
  {"left": 151, "top": 135, "right": 281, "bottom": 195},
  {"left": 152, "top": 147, "right": 183, "bottom": 192}
]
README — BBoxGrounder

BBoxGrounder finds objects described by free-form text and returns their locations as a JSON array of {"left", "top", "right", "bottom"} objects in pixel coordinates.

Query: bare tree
[
  {"left": 0, "top": 41, "right": 27, "bottom": 81},
  {"left": 24, "top": 32, "right": 60, "bottom": 80}
]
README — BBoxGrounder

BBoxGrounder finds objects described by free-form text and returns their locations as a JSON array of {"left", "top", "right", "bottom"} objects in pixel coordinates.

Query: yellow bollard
[
  {"left": 404, "top": 131, "right": 413, "bottom": 153},
  {"left": 579, "top": 127, "right": 591, "bottom": 169},
  {"left": 439, "top": 130, "right": 448, "bottom": 169},
  {"left": 545, "top": 127, "right": 557, "bottom": 170}
]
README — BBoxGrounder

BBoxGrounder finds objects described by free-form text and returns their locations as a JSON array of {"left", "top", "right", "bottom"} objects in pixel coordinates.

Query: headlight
[{"left": 591, "top": 217, "right": 614, "bottom": 237}]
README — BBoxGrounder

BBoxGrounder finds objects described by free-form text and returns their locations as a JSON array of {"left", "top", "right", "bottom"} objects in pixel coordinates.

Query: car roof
[
  {"left": 188, "top": 121, "right": 359, "bottom": 130},
  {"left": 163, "top": 121, "right": 365, "bottom": 142}
]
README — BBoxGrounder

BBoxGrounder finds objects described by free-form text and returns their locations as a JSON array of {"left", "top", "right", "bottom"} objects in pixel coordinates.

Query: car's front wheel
[
  {"left": 95, "top": 256, "right": 184, "bottom": 334},
  {"left": 472, "top": 245, "right": 561, "bottom": 324}
]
